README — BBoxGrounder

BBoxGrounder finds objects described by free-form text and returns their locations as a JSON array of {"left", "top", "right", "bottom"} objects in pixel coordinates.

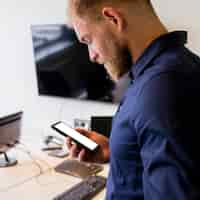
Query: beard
[{"left": 104, "top": 47, "right": 133, "bottom": 82}]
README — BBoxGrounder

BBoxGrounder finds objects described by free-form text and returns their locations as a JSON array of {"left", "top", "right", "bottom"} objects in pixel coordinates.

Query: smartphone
[{"left": 51, "top": 121, "right": 99, "bottom": 151}]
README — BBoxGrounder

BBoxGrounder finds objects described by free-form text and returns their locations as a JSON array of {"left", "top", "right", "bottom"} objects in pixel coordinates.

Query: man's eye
[
  {"left": 84, "top": 40, "right": 90, "bottom": 45},
  {"left": 81, "top": 38, "right": 90, "bottom": 45}
]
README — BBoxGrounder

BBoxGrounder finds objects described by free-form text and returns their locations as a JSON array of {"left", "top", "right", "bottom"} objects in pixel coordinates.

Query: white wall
[
  {"left": 0, "top": 0, "right": 200, "bottom": 140},
  {"left": 152, "top": 0, "right": 200, "bottom": 55}
]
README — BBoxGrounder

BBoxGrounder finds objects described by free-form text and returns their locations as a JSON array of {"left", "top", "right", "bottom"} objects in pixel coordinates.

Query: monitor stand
[{"left": 0, "top": 152, "right": 17, "bottom": 167}]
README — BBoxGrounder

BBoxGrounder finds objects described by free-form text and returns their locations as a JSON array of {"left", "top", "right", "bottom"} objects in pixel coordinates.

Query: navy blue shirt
[{"left": 106, "top": 31, "right": 200, "bottom": 200}]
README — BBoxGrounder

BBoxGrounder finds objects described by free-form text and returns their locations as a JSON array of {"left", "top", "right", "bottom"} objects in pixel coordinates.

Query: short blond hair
[{"left": 69, "top": 0, "right": 152, "bottom": 19}]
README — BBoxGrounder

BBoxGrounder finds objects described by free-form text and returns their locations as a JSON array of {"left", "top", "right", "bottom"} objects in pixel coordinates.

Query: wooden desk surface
[{"left": 0, "top": 141, "right": 109, "bottom": 200}]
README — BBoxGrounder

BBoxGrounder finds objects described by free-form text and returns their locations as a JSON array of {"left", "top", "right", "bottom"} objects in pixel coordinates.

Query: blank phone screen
[{"left": 54, "top": 122, "right": 98, "bottom": 151}]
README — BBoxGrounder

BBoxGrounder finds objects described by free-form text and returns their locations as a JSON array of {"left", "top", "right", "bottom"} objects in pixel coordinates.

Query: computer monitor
[
  {"left": 91, "top": 116, "right": 113, "bottom": 138},
  {"left": 0, "top": 111, "right": 23, "bottom": 167}
]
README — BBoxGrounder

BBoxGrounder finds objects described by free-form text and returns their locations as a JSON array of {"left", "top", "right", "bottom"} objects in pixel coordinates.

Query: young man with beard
[{"left": 66, "top": 0, "right": 200, "bottom": 199}]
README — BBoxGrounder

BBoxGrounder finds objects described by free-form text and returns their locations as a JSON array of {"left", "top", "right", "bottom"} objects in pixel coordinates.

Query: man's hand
[{"left": 66, "top": 128, "right": 110, "bottom": 163}]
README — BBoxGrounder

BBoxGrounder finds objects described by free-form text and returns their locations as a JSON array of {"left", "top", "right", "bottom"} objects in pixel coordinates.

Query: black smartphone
[{"left": 51, "top": 121, "right": 99, "bottom": 151}]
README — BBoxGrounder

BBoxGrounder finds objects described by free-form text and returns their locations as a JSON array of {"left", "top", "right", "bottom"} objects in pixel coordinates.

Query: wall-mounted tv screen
[{"left": 31, "top": 24, "right": 130, "bottom": 103}]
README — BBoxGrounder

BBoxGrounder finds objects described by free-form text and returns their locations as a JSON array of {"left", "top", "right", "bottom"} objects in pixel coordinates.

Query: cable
[
  {"left": 18, "top": 141, "right": 54, "bottom": 171},
  {"left": 0, "top": 141, "right": 55, "bottom": 193},
  {"left": 0, "top": 171, "right": 40, "bottom": 193},
  {"left": 0, "top": 152, "right": 42, "bottom": 193},
  {"left": 16, "top": 142, "right": 55, "bottom": 184}
]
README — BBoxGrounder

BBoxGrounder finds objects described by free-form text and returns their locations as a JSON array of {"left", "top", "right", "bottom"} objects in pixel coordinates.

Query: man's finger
[
  {"left": 75, "top": 128, "right": 91, "bottom": 137},
  {"left": 69, "top": 143, "right": 79, "bottom": 158},
  {"left": 66, "top": 137, "right": 72, "bottom": 149},
  {"left": 78, "top": 148, "right": 86, "bottom": 162}
]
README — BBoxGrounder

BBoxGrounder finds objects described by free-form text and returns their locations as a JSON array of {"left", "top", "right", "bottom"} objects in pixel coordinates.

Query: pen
[{"left": 41, "top": 146, "right": 62, "bottom": 151}]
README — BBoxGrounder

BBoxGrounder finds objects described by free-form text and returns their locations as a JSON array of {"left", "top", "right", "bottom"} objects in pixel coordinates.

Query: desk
[{"left": 0, "top": 140, "right": 109, "bottom": 200}]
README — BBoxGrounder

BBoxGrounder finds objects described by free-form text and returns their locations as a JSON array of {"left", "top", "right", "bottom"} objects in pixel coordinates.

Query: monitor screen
[
  {"left": 31, "top": 24, "right": 130, "bottom": 103},
  {"left": 0, "top": 111, "right": 23, "bottom": 153}
]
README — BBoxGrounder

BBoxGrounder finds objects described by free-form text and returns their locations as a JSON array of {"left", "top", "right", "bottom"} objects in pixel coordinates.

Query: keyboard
[{"left": 53, "top": 175, "right": 106, "bottom": 200}]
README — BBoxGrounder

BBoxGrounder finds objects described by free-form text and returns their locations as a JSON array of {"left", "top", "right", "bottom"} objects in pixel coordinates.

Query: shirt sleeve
[{"left": 132, "top": 72, "right": 199, "bottom": 200}]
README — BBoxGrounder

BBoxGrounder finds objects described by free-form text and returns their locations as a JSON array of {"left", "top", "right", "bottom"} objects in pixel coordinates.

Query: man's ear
[{"left": 102, "top": 7, "right": 126, "bottom": 32}]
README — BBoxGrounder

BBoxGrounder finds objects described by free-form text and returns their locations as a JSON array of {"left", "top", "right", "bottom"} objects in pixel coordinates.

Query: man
[{"left": 67, "top": 0, "right": 200, "bottom": 199}]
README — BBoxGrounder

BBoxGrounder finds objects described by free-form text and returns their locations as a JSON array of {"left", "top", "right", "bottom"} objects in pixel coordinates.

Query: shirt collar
[{"left": 129, "top": 31, "right": 188, "bottom": 80}]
